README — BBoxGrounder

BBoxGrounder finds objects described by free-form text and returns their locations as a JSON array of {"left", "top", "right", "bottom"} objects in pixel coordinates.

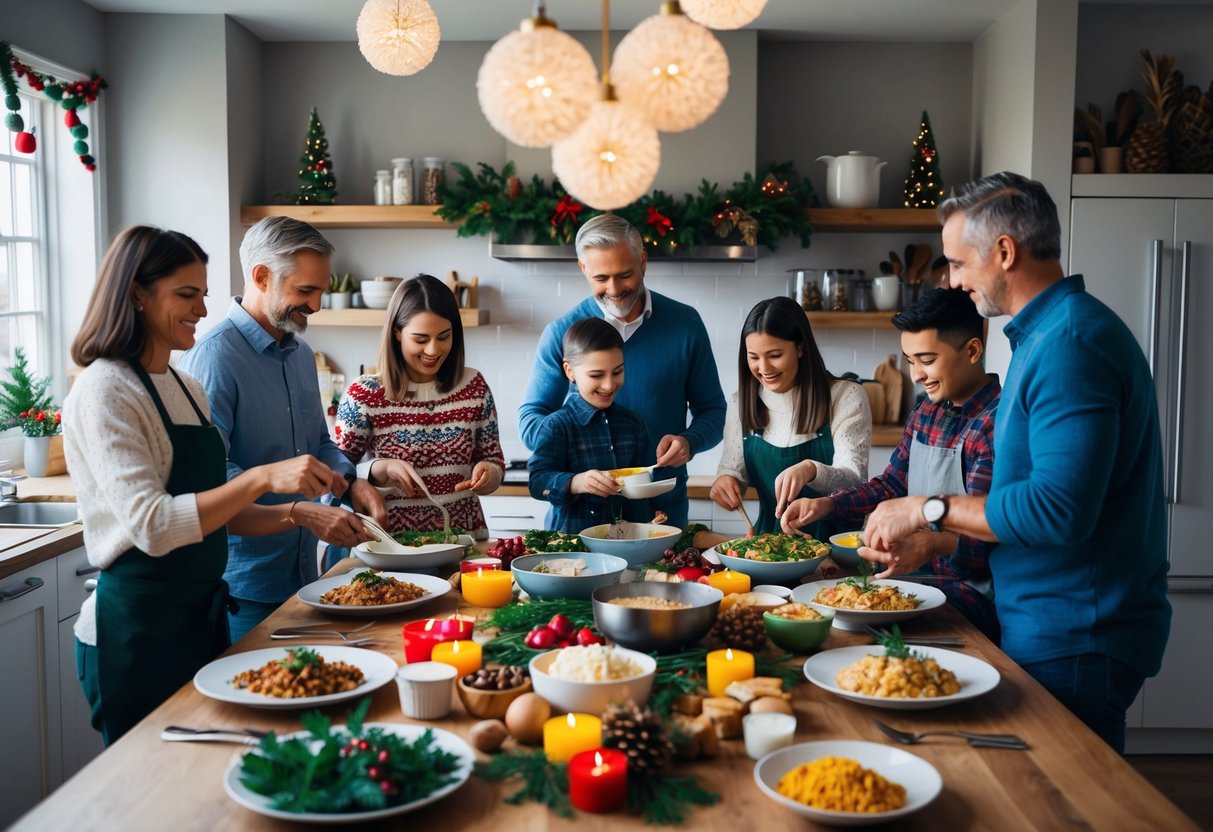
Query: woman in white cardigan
[
  {"left": 65, "top": 226, "right": 338, "bottom": 744},
  {"left": 711, "top": 296, "right": 871, "bottom": 537}
]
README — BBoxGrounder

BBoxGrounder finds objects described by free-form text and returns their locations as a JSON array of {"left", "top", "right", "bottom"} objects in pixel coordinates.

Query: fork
[
  {"left": 873, "top": 718, "right": 1028, "bottom": 749},
  {"left": 161, "top": 725, "right": 268, "bottom": 745},
  {"left": 414, "top": 476, "right": 452, "bottom": 538},
  {"left": 271, "top": 621, "right": 375, "bottom": 640},
  {"left": 863, "top": 624, "right": 965, "bottom": 647}
]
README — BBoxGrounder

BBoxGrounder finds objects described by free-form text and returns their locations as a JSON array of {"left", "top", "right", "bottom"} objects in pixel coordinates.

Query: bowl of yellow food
[
  {"left": 763, "top": 603, "right": 833, "bottom": 653},
  {"left": 828, "top": 531, "right": 865, "bottom": 569}
]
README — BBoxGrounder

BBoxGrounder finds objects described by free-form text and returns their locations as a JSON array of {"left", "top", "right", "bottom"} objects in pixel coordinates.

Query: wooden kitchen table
[{"left": 13, "top": 558, "right": 1196, "bottom": 832}]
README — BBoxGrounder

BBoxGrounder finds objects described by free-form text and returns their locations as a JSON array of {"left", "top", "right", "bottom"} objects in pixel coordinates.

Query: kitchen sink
[{"left": 0, "top": 501, "right": 81, "bottom": 527}]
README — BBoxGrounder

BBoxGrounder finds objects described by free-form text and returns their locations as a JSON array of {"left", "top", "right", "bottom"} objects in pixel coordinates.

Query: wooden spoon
[
  {"left": 736, "top": 503, "right": 757, "bottom": 538},
  {"left": 907, "top": 244, "right": 931, "bottom": 285},
  {"left": 888, "top": 250, "right": 903, "bottom": 277}
]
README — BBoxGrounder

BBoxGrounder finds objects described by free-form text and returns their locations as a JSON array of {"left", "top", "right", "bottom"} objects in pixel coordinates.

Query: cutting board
[
  {"left": 873, "top": 356, "right": 904, "bottom": 424},
  {"left": 862, "top": 381, "right": 886, "bottom": 424},
  {"left": 0, "top": 527, "right": 55, "bottom": 552}
]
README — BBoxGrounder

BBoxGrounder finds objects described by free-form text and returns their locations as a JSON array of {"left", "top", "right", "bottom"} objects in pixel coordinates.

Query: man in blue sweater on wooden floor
[{"left": 519, "top": 214, "right": 727, "bottom": 526}]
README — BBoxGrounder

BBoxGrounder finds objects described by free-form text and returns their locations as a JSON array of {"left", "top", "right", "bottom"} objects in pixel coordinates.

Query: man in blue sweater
[
  {"left": 519, "top": 214, "right": 727, "bottom": 526},
  {"left": 862, "top": 172, "right": 1170, "bottom": 753}
]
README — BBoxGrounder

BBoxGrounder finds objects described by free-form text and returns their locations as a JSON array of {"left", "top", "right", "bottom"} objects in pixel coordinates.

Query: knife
[{"left": 161, "top": 726, "right": 268, "bottom": 745}]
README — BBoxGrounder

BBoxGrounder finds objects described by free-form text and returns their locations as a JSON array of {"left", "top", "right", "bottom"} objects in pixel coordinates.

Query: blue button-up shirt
[
  {"left": 528, "top": 394, "right": 651, "bottom": 533},
  {"left": 179, "top": 299, "right": 355, "bottom": 603}
]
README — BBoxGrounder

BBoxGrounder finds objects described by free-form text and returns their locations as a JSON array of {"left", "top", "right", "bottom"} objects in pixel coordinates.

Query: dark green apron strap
[{"left": 743, "top": 425, "right": 835, "bottom": 537}]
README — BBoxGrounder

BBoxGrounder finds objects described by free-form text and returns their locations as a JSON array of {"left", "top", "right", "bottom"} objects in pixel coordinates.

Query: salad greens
[
  {"left": 522, "top": 529, "right": 588, "bottom": 553},
  {"left": 391, "top": 528, "right": 464, "bottom": 546},
  {"left": 721, "top": 532, "right": 829, "bottom": 562}
]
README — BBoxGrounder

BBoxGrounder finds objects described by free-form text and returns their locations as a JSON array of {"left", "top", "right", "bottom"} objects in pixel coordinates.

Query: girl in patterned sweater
[{"left": 335, "top": 274, "right": 504, "bottom": 538}]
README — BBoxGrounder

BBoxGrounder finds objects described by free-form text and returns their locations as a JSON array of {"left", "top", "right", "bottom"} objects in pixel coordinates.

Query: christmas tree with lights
[
  {"left": 903, "top": 110, "right": 946, "bottom": 208},
  {"left": 291, "top": 108, "right": 337, "bottom": 205}
]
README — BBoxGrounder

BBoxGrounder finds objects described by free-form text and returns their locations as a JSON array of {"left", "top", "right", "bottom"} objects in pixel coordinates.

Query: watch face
[{"left": 923, "top": 497, "right": 946, "bottom": 524}]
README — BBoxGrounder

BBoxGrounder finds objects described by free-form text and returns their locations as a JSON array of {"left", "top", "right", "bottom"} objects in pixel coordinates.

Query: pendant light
[
  {"left": 477, "top": 3, "right": 599, "bottom": 148},
  {"left": 551, "top": 0, "right": 661, "bottom": 210},
  {"left": 680, "top": 0, "right": 767, "bottom": 30},
  {"left": 611, "top": 1, "right": 729, "bottom": 132},
  {"left": 356, "top": 0, "right": 441, "bottom": 76}
]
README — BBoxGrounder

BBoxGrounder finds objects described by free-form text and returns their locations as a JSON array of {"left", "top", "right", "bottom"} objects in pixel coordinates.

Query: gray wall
[
  {"left": 757, "top": 41, "right": 975, "bottom": 209},
  {"left": 225, "top": 17, "right": 263, "bottom": 299},
  {"left": 0, "top": 0, "right": 104, "bottom": 71}
]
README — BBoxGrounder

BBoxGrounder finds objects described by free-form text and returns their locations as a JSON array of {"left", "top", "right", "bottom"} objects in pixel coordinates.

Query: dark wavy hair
[
  {"left": 71, "top": 226, "right": 208, "bottom": 367},
  {"left": 737, "top": 296, "right": 832, "bottom": 435},
  {"left": 892, "top": 288, "right": 984, "bottom": 349},
  {"left": 378, "top": 274, "right": 464, "bottom": 398}
]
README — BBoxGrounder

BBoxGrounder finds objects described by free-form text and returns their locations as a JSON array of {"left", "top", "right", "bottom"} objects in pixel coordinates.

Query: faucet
[{"left": 0, "top": 459, "right": 26, "bottom": 502}]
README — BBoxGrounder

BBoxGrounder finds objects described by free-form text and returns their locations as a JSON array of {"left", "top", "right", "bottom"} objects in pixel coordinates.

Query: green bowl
[{"left": 763, "top": 610, "right": 834, "bottom": 653}]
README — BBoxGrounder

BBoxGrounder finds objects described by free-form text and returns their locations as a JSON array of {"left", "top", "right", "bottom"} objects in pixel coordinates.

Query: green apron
[
  {"left": 93, "top": 361, "right": 231, "bottom": 744},
  {"left": 743, "top": 425, "right": 834, "bottom": 538}
]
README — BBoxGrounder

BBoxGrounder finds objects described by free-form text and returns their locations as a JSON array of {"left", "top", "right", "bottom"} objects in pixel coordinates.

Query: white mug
[{"left": 873, "top": 276, "right": 901, "bottom": 312}]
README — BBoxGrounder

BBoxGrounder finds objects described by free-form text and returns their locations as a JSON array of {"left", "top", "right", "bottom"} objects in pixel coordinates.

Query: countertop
[
  {"left": 11, "top": 554, "right": 1197, "bottom": 831},
  {"left": 0, "top": 525, "right": 85, "bottom": 579}
]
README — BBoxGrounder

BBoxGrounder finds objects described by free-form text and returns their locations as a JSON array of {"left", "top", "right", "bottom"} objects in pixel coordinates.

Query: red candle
[
  {"left": 401, "top": 617, "right": 475, "bottom": 663},
  {"left": 568, "top": 748, "right": 628, "bottom": 814}
]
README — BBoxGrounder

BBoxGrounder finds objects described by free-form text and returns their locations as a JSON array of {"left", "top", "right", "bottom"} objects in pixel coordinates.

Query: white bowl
[
  {"left": 360, "top": 282, "right": 400, "bottom": 310},
  {"left": 791, "top": 579, "right": 947, "bottom": 631},
  {"left": 528, "top": 646, "right": 657, "bottom": 714},
  {"left": 355, "top": 535, "right": 474, "bottom": 571},
  {"left": 579, "top": 523, "right": 682, "bottom": 567},
  {"left": 753, "top": 740, "right": 942, "bottom": 825}
]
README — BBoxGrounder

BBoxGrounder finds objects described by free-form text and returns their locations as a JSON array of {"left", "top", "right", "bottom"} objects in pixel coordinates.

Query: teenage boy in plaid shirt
[{"left": 781, "top": 288, "right": 1001, "bottom": 641}]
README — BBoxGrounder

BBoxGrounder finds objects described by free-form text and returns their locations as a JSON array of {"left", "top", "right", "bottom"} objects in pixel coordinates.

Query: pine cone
[
  {"left": 602, "top": 701, "right": 674, "bottom": 775},
  {"left": 713, "top": 605, "right": 768, "bottom": 652}
]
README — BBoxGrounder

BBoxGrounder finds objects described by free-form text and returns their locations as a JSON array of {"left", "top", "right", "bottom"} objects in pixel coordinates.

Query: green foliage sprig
[
  {"left": 629, "top": 774, "right": 720, "bottom": 825},
  {"left": 475, "top": 749, "right": 573, "bottom": 817},
  {"left": 480, "top": 599, "right": 595, "bottom": 666},
  {"left": 437, "top": 161, "right": 816, "bottom": 253},
  {"left": 0, "top": 347, "right": 54, "bottom": 429}
]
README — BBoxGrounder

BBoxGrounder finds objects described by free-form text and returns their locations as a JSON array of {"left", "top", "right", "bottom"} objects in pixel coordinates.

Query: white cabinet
[
  {"left": 1140, "top": 589, "right": 1213, "bottom": 730},
  {"left": 0, "top": 559, "right": 62, "bottom": 826},
  {"left": 55, "top": 546, "right": 104, "bottom": 780},
  {"left": 479, "top": 495, "right": 550, "bottom": 539}
]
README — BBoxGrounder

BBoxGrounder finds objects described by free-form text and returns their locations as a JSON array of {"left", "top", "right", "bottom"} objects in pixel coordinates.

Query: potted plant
[
  {"left": 0, "top": 347, "right": 55, "bottom": 469},
  {"left": 17, "top": 407, "right": 62, "bottom": 477},
  {"left": 1101, "top": 91, "right": 1139, "bottom": 174},
  {"left": 1074, "top": 103, "right": 1102, "bottom": 174},
  {"left": 329, "top": 273, "right": 354, "bottom": 310}
]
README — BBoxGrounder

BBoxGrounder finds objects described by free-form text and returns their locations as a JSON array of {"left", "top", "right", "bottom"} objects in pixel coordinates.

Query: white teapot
[{"left": 816, "top": 151, "right": 887, "bottom": 208}]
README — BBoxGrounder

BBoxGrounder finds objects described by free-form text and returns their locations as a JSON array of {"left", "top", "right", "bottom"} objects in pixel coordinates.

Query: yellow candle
[
  {"left": 706, "top": 647, "right": 755, "bottom": 697},
  {"left": 544, "top": 712, "right": 603, "bottom": 763},
  {"left": 430, "top": 639, "right": 482, "bottom": 678},
  {"left": 461, "top": 568, "right": 514, "bottom": 608},
  {"left": 707, "top": 568, "right": 751, "bottom": 595}
]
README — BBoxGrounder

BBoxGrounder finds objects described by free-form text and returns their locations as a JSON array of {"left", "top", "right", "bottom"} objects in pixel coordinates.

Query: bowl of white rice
[{"left": 528, "top": 644, "right": 657, "bottom": 714}]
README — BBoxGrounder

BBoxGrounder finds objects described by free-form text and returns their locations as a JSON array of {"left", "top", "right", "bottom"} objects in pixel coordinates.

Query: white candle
[{"left": 743, "top": 712, "right": 797, "bottom": 760}]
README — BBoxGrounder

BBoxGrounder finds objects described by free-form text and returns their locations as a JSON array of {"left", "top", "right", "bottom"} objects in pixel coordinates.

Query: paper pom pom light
[
  {"left": 681, "top": 0, "right": 768, "bottom": 30},
  {"left": 356, "top": 0, "right": 441, "bottom": 76},
  {"left": 552, "top": 93, "right": 661, "bottom": 210}
]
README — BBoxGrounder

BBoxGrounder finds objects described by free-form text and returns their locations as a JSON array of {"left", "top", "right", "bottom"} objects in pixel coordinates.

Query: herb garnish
[
  {"left": 351, "top": 570, "right": 389, "bottom": 586},
  {"left": 279, "top": 647, "right": 322, "bottom": 673},
  {"left": 842, "top": 554, "right": 876, "bottom": 593}
]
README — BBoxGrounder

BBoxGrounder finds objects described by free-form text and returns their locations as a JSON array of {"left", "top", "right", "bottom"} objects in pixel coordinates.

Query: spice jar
[
  {"left": 822, "top": 268, "right": 859, "bottom": 312},
  {"left": 391, "top": 157, "right": 414, "bottom": 205},
  {"left": 787, "top": 268, "right": 823, "bottom": 311},
  {"left": 374, "top": 170, "right": 392, "bottom": 206},
  {"left": 422, "top": 157, "right": 445, "bottom": 205},
  {"left": 850, "top": 274, "right": 873, "bottom": 312}
]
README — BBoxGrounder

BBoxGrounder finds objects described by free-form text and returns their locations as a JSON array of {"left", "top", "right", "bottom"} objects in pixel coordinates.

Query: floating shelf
[
  {"left": 308, "top": 308, "right": 488, "bottom": 327},
  {"left": 489, "top": 241, "right": 769, "bottom": 262},
  {"left": 807, "top": 311, "right": 896, "bottom": 329},
  {"left": 871, "top": 424, "right": 905, "bottom": 446},
  {"left": 807, "top": 207, "right": 941, "bottom": 232},
  {"left": 240, "top": 204, "right": 454, "bottom": 229}
]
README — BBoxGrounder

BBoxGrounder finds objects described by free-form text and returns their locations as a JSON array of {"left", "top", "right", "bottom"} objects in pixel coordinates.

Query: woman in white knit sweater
[
  {"left": 711, "top": 296, "right": 871, "bottom": 537},
  {"left": 65, "top": 226, "right": 339, "bottom": 745}
]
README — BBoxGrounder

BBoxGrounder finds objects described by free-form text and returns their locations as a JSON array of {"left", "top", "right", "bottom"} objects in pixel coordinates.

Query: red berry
[
  {"left": 380, "top": 780, "right": 394, "bottom": 795},
  {"left": 378, "top": 749, "right": 389, "bottom": 763},
  {"left": 676, "top": 566, "right": 706, "bottom": 581},
  {"left": 548, "top": 614, "right": 575, "bottom": 638},
  {"left": 524, "top": 626, "right": 557, "bottom": 649},
  {"left": 575, "top": 627, "right": 604, "bottom": 646},
  {"left": 358, "top": 740, "right": 369, "bottom": 751},
  {"left": 368, "top": 766, "right": 381, "bottom": 780}
]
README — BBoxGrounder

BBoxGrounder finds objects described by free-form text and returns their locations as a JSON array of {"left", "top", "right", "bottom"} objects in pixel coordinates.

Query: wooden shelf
[
  {"left": 308, "top": 308, "right": 488, "bottom": 327},
  {"left": 806, "top": 311, "right": 896, "bottom": 329},
  {"left": 807, "top": 207, "right": 940, "bottom": 232},
  {"left": 240, "top": 204, "right": 455, "bottom": 229},
  {"left": 871, "top": 424, "right": 905, "bottom": 446}
]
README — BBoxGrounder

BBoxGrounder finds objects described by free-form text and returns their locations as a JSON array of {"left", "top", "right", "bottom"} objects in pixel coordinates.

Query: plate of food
[
  {"left": 225, "top": 707, "right": 474, "bottom": 823},
  {"left": 753, "top": 739, "right": 941, "bottom": 826},
  {"left": 714, "top": 533, "right": 832, "bottom": 584},
  {"left": 803, "top": 639, "right": 1000, "bottom": 710},
  {"left": 194, "top": 645, "right": 398, "bottom": 709},
  {"left": 297, "top": 570, "right": 451, "bottom": 616},
  {"left": 355, "top": 529, "right": 474, "bottom": 570},
  {"left": 791, "top": 577, "right": 946, "bottom": 630}
]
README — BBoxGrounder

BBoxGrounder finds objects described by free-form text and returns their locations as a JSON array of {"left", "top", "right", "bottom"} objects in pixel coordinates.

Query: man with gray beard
[{"left": 180, "top": 216, "right": 383, "bottom": 640}]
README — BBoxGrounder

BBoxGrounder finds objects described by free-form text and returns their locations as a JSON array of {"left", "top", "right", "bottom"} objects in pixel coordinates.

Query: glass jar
[
  {"left": 373, "top": 170, "right": 392, "bottom": 206},
  {"left": 787, "top": 268, "right": 823, "bottom": 311},
  {"left": 391, "top": 157, "right": 414, "bottom": 205},
  {"left": 850, "top": 274, "right": 873, "bottom": 312},
  {"left": 422, "top": 157, "right": 445, "bottom": 205},
  {"left": 822, "top": 268, "right": 860, "bottom": 312}
]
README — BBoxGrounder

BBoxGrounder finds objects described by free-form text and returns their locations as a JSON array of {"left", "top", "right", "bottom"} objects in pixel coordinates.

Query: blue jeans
[
  {"left": 1021, "top": 654, "right": 1144, "bottom": 754},
  {"left": 227, "top": 598, "right": 282, "bottom": 643}
]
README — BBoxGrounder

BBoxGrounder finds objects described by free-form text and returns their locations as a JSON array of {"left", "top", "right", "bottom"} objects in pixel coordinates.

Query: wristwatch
[{"left": 922, "top": 495, "right": 949, "bottom": 532}]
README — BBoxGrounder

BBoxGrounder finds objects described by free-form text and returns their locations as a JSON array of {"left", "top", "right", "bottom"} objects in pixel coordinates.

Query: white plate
[
  {"left": 224, "top": 722, "right": 473, "bottom": 824},
  {"left": 620, "top": 478, "right": 677, "bottom": 500},
  {"left": 195, "top": 645, "right": 398, "bottom": 709},
  {"left": 753, "top": 740, "right": 942, "bottom": 826},
  {"left": 297, "top": 571, "right": 452, "bottom": 617},
  {"left": 355, "top": 534, "right": 474, "bottom": 570},
  {"left": 803, "top": 645, "right": 1000, "bottom": 710},
  {"left": 791, "top": 579, "right": 946, "bottom": 630}
]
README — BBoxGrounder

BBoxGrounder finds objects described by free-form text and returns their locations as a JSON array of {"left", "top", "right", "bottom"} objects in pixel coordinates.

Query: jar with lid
[
  {"left": 391, "top": 157, "right": 414, "bottom": 205},
  {"left": 822, "top": 268, "right": 861, "bottom": 312},
  {"left": 373, "top": 170, "right": 392, "bottom": 206},
  {"left": 787, "top": 268, "right": 823, "bottom": 311},
  {"left": 422, "top": 157, "right": 445, "bottom": 205},
  {"left": 850, "top": 274, "right": 873, "bottom": 312}
]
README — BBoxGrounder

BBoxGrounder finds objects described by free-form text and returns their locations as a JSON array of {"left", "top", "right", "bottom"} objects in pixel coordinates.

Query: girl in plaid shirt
[{"left": 528, "top": 318, "right": 652, "bottom": 532}]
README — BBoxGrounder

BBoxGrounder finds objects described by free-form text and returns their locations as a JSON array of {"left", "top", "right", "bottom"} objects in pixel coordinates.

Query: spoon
[{"left": 735, "top": 503, "right": 756, "bottom": 538}]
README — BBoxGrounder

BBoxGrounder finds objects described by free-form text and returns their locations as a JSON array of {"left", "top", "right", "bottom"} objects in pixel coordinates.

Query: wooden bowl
[{"left": 456, "top": 674, "right": 533, "bottom": 719}]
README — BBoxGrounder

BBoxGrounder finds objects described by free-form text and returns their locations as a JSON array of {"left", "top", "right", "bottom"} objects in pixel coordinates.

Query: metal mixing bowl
[{"left": 592, "top": 581, "right": 723, "bottom": 653}]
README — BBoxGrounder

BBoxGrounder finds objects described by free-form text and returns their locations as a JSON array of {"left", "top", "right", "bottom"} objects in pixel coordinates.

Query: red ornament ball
[{"left": 14, "top": 131, "right": 36, "bottom": 154}]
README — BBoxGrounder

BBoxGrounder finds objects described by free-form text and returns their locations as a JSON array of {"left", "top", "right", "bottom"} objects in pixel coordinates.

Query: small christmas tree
[
  {"left": 903, "top": 110, "right": 946, "bottom": 208},
  {"left": 292, "top": 107, "right": 337, "bottom": 205},
  {"left": 0, "top": 347, "right": 53, "bottom": 429}
]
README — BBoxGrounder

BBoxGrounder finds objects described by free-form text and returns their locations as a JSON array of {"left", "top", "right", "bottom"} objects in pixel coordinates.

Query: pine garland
[
  {"left": 1, "top": 41, "right": 105, "bottom": 170},
  {"left": 437, "top": 161, "right": 816, "bottom": 254}
]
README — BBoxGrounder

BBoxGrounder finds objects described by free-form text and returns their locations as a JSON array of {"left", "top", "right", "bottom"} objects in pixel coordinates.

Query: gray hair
[
  {"left": 239, "top": 216, "right": 335, "bottom": 284},
  {"left": 574, "top": 213, "right": 644, "bottom": 262},
  {"left": 937, "top": 171, "right": 1061, "bottom": 261}
]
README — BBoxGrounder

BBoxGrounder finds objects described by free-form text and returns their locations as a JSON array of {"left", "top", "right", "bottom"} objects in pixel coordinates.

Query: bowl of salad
[
  {"left": 714, "top": 533, "right": 831, "bottom": 585},
  {"left": 356, "top": 529, "right": 475, "bottom": 571}
]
